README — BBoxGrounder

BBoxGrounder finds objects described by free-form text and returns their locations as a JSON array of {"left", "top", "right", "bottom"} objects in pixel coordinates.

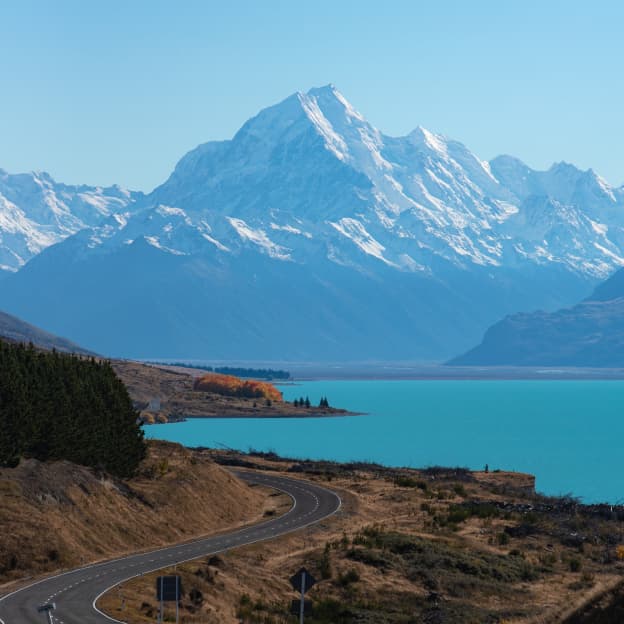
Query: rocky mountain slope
[
  {"left": 0, "top": 309, "right": 92, "bottom": 354},
  {"left": 449, "top": 267, "right": 624, "bottom": 367},
  {"left": 1, "top": 86, "right": 623, "bottom": 360}
]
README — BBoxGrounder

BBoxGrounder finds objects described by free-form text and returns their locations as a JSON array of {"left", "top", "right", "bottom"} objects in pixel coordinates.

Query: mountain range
[
  {"left": 450, "top": 266, "right": 624, "bottom": 367},
  {"left": 1, "top": 85, "right": 623, "bottom": 361}
]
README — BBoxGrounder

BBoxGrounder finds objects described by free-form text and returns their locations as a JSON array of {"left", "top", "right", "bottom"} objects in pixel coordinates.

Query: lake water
[{"left": 146, "top": 380, "right": 624, "bottom": 504}]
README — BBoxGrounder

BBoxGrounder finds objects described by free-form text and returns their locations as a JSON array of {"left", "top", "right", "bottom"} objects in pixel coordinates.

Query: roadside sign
[
  {"left": 290, "top": 568, "right": 317, "bottom": 594},
  {"left": 156, "top": 575, "right": 181, "bottom": 602},
  {"left": 37, "top": 604, "right": 55, "bottom": 613},
  {"left": 36, "top": 603, "right": 55, "bottom": 624},
  {"left": 290, "top": 599, "right": 312, "bottom": 615}
]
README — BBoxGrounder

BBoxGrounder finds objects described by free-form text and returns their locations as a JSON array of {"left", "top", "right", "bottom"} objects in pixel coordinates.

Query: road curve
[{"left": 0, "top": 470, "right": 341, "bottom": 624}]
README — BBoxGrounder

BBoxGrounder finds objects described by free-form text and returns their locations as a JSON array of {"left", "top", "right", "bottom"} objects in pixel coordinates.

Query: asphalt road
[{"left": 0, "top": 470, "right": 341, "bottom": 624}]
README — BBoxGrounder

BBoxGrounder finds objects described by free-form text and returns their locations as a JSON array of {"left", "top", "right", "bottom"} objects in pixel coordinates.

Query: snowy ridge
[
  {"left": 3, "top": 86, "right": 624, "bottom": 282},
  {"left": 0, "top": 169, "right": 140, "bottom": 271},
  {"left": 90, "top": 84, "right": 618, "bottom": 280}
]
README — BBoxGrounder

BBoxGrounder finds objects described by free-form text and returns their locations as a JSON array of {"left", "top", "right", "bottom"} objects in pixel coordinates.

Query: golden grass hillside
[{"left": 0, "top": 441, "right": 267, "bottom": 588}]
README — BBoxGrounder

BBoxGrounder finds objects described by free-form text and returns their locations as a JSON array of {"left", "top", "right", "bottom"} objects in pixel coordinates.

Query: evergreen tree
[
  {"left": 305, "top": 396, "right": 311, "bottom": 408},
  {"left": 0, "top": 340, "right": 146, "bottom": 478}
]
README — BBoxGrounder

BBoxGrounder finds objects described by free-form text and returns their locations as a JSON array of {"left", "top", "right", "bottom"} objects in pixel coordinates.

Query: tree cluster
[
  {"left": 0, "top": 340, "right": 146, "bottom": 478},
  {"left": 147, "top": 363, "right": 291, "bottom": 380},
  {"left": 293, "top": 396, "right": 330, "bottom": 408}
]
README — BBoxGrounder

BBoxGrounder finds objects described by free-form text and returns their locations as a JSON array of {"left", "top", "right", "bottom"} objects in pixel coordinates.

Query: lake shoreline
[{"left": 147, "top": 378, "right": 624, "bottom": 504}]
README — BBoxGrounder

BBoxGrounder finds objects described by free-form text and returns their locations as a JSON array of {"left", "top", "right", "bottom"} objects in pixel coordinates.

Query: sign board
[
  {"left": 290, "top": 568, "right": 317, "bottom": 594},
  {"left": 37, "top": 603, "right": 55, "bottom": 612},
  {"left": 156, "top": 575, "right": 181, "bottom": 602},
  {"left": 290, "top": 599, "right": 312, "bottom": 615}
]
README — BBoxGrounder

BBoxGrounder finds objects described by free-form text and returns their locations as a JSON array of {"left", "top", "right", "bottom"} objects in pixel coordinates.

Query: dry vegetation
[
  {"left": 99, "top": 452, "right": 624, "bottom": 624},
  {"left": 194, "top": 372, "right": 284, "bottom": 402},
  {"left": 0, "top": 441, "right": 269, "bottom": 593},
  {"left": 112, "top": 361, "right": 348, "bottom": 423}
]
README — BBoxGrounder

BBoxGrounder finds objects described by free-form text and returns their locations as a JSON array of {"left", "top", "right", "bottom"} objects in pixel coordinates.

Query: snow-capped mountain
[
  {"left": 1, "top": 85, "right": 623, "bottom": 360},
  {"left": 0, "top": 169, "right": 141, "bottom": 271}
]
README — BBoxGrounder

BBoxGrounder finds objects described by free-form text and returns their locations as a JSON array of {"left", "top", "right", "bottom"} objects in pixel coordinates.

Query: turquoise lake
[{"left": 146, "top": 380, "right": 624, "bottom": 504}]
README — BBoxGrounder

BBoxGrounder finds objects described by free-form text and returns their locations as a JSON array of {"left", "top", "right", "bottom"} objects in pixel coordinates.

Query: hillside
[
  {"left": 0, "top": 309, "right": 91, "bottom": 354},
  {"left": 450, "top": 267, "right": 624, "bottom": 366},
  {"left": 4, "top": 86, "right": 624, "bottom": 360},
  {"left": 0, "top": 441, "right": 269, "bottom": 585}
]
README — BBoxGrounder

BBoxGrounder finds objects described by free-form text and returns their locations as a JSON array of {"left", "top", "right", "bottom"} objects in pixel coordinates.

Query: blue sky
[{"left": 1, "top": 0, "right": 622, "bottom": 191}]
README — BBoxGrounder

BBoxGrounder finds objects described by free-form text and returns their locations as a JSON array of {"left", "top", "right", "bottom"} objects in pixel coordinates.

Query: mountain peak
[
  {"left": 408, "top": 126, "right": 449, "bottom": 153},
  {"left": 306, "top": 83, "right": 339, "bottom": 97}
]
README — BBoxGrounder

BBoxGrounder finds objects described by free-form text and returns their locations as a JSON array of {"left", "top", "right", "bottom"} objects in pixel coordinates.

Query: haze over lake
[{"left": 147, "top": 379, "right": 624, "bottom": 504}]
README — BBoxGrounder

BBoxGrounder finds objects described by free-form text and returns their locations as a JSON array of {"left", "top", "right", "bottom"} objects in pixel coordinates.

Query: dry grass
[{"left": 0, "top": 441, "right": 267, "bottom": 592}]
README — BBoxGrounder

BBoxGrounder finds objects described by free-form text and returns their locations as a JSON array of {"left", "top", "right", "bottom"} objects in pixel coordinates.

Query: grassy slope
[{"left": 0, "top": 441, "right": 268, "bottom": 588}]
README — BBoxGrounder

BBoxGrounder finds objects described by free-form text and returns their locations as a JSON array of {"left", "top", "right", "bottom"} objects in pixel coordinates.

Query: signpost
[
  {"left": 290, "top": 599, "right": 312, "bottom": 616},
  {"left": 156, "top": 575, "right": 181, "bottom": 624},
  {"left": 289, "top": 568, "right": 316, "bottom": 624},
  {"left": 36, "top": 603, "right": 55, "bottom": 624}
]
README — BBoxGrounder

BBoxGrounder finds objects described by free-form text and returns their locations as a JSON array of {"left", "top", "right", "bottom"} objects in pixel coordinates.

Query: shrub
[
  {"left": 337, "top": 568, "right": 360, "bottom": 586},
  {"left": 319, "top": 543, "right": 332, "bottom": 579},
  {"left": 194, "top": 373, "right": 282, "bottom": 401}
]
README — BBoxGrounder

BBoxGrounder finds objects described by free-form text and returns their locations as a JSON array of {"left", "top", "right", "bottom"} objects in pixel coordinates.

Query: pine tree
[{"left": 0, "top": 339, "right": 145, "bottom": 477}]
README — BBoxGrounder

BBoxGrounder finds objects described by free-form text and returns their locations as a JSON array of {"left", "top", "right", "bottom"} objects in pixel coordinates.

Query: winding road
[{"left": 0, "top": 470, "right": 341, "bottom": 624}]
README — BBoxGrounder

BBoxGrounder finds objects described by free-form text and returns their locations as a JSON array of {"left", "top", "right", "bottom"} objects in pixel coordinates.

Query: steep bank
[{"left": 0, "top": 441, "right": 268, "bottom": 586}]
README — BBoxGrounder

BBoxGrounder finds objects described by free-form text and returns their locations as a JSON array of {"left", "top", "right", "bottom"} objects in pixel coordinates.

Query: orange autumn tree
[{"left": 193, "top": 372, "right": 283, "bottom": 402}]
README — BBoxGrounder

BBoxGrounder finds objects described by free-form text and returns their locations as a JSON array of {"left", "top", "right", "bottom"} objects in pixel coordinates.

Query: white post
[
  {"left": 299, "top": 571, "right": 306, "bottom": 624},
  {"left": 176, "top": 576, "right": 179, "bottom": 624},
  {"left": 159, "top": 576, "right": 164, "bottom": 624}
]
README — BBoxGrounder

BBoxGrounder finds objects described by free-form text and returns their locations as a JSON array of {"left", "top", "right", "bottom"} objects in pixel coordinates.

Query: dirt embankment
[
  {"left": 0, "top": 441, "right": 270, "bottom": 589},
  {"left": 112, "top": 361, "right": 350, "bottom": 423},
  {"left": 99, "top": 453, "right": 624, "bottom": 624}
]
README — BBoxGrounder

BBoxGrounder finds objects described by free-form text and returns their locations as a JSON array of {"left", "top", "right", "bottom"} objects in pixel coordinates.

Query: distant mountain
[
  {"left": 0, "top": 309, "right": 92, "bottom": 354},
  {"left": 1, "top": 85, "right": 624, "bottom": 360},
  {"left": 0, "top": 169, "right": 141, "bottom": 272},
  {"left": 449, "top": 267, "right": 624, "bottom": 367}
]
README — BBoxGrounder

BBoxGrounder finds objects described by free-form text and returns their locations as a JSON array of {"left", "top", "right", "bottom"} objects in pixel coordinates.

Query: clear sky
[{"left": 1, "top": 0, "right": 623, "bottom": 191}]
